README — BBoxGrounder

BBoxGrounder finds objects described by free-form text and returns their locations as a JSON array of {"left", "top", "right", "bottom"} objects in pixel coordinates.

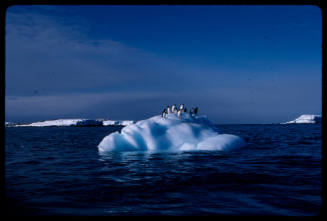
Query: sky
[{"left": 5, "top": 5, "right": 322, "bottom": 124}]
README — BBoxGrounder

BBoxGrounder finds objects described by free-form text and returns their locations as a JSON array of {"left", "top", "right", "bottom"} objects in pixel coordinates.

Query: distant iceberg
[
  {"left": 102, "top": 120, "right": 119, "bottom": 126},
  {"left": 102, "top": 120, "right": 135, "bottom": 126},
  {"left": 5, "top": 122, "right": 15, "bottom": 127},
  {"left": 17, "top": 119, "right": 87, "bottom": 127},
  {"left": 10, "top": 118, "right": 135, "bottom": 127},
  {"left": 282, "top": 114, "right": 322, "bottom": 124},
  {"left": 98, "top": 113, "right": 246, "bottom": 153},
  {"left": 75, "top": 119, "right": 103, "bottom": 126}
]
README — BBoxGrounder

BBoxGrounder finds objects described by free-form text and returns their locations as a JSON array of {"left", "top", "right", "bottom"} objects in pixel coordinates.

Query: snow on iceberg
[
  {"left": 119, "top": 121, "right": 136, "bottom": 126},
  {"left": 282, "top": 114, "right": 322, "bottom": 124},
  {"left": 98, "top": 113, "right": 246, "bottom": 153}
]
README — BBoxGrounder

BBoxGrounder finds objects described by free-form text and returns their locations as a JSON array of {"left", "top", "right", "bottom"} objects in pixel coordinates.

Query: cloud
[
  {"left": 5, "top": 7, "right": 194, "bottom": 97},
  {"left": 6, "top": 79, "right": 321, "bottom": 124},
  {"left": 5, "top": 91, "right": 178, "bottom": 121},
  {"left": 5, "top": 6, "right": 321, "bottom": 123},
  {"left": 5, "top": 7, "right": 225, "bottom": 122}
]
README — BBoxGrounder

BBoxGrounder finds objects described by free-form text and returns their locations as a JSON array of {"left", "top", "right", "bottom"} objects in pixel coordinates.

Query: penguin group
[{"left": 162, "top": 104, "right": 198, "bottom": 119}]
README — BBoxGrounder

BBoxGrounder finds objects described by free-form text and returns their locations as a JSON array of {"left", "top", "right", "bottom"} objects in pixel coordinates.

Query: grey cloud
[
  {"left": 4, "top": 91, "right": 197, "bottom": 122},
  {"left": 6, "top": 9, "right": 193, "bottom": 97}
]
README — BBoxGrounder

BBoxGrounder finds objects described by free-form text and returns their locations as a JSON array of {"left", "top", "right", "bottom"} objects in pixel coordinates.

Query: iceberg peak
[{"left": 282, "top": 114, "right": 322, "bottom": 124}]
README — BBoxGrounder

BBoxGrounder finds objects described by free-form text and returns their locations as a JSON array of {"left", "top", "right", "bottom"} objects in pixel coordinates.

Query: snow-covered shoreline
[
  {"left": 6, "top": 119, "right": 135, "bottom": 127},
  {"left": 6, "top": 114, "right": 322, "bottom": 127}
]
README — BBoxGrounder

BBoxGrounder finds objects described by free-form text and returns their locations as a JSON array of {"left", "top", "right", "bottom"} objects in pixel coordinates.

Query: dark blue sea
[{"left": 5, "top": 124, "right": 322, "bottom": 215}]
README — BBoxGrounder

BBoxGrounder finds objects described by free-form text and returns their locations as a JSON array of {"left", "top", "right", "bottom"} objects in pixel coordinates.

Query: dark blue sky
[{"left": 5, "top": 5, "right": 322, "bottom": 123}]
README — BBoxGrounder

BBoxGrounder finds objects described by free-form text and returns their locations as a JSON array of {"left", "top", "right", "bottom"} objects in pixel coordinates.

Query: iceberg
[
  {"left": 119, "top": 120, "right": 136, "bottom": 126},
  {"left": 282, "top": 114, "right": 322, "bottom": 124},
  {"left": 12, "top": 119, "right": 135, "bottom": 127},
  {"left": 17, "top": 119, "right": 86, "bottom": 127},
  {"left": 102, "top": 120, "right": 135, "bottom": 126},
  {"left": 5, "top": 122, "right": 16, "bottom": 127},
  {"left": 75, "top": 119, "right": 103, "bottom": 126},
  {"left": 102, "top": 120, "right": 119, "bottom": 126},
  {"left": 98, "top": 113, "right": 246, "bottom": 153}
]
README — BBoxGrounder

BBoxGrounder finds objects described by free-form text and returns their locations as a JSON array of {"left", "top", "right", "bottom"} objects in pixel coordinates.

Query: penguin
[
  {"left": 162, "top": 108, "right": 167, "bottom": 118},
  {"left": 184, "top": 107, "right": 187, "bottom": 113},
  {"left": 172, "top": 104, "right": 177, "bottom": 113},
  {"left": 167, "top": 106, "right": 171, "bottom": 114},
  {"left": 190, "top": 107, "right": 194, "bottom": 115},
  {"left": 179, "top": 104, "right": 184, "bottom": 110},
  {"left": 194, "top": 107, "right": 198, "bottom": 115},
  {"left": 177, "top": 109, "right": 181, "bottom": 118}
]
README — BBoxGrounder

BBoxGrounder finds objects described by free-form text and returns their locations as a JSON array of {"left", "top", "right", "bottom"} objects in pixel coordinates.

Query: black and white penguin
[
  {"left": 190, "top": 107, "right": 194, "bottom": 115},
  {"left": 177, "top": 109, "right": 181, "bottom": 118},
  {"left": 184, "top": 107, "right": 187, "bottom": 113},
  {"left": 167, "top": 106, "right": 171, "bottom": 114},
  {"left": 194, "top": 107, "right": 198, "bottom": 114},
  {"left": 172, "top": 104, "right": 177, "bottom": 113},
  {"left": 162, "top": 108, "right": 167, "bottom": 118},
  {"left": 179, "top": 104, "right": 184, "bottom": 111}
]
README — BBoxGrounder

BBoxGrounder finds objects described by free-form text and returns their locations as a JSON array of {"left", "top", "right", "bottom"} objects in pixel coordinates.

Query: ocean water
[{"left": 5, "top": 124, "right": 321, "bottom": 215}]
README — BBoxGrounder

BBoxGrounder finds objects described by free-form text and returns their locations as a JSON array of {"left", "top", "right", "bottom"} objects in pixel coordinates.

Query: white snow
[
  {"left": 282, "top": 114, "right": 322, "bottom": 124},
  {"left": 120, "top": 121, "right": 135, "bottom": 126},
  {"left": 76, "top": 119, "right": 103, "bottom": 126},
  {"left": 10, "top": 119, "right": 135, "bottom": 127},
  {"left": 13, "top": 118, "right": 135, "bottom": 127},
  {"left": 103, "top": 120, "right": 135, "bottom": 126},
  {"left": 18, "top": 119, "right": 86, "bottom": 127},
  {"left": 5, "top": 122, "right": 15, "bottom": 126},
  {"left": 102, "top": 120, "right": 119, "bottom": 126},
  {"left": 98, "top": 113, "right": 246, "bottom": 153}
]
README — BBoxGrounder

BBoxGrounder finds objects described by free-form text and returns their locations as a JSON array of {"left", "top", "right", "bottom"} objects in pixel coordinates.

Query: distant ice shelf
[
  {"left": 18, "top": 119, "right": 86, "bottom": 127},
  {"left": 6, "top": 119, "right": 136, "bottom": 127},
  {"left": 282, "top": 114, "right": 322, "bottom": 124},
  {"left": 102, "top": 120, "right": 135, "bottom": 126}
]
